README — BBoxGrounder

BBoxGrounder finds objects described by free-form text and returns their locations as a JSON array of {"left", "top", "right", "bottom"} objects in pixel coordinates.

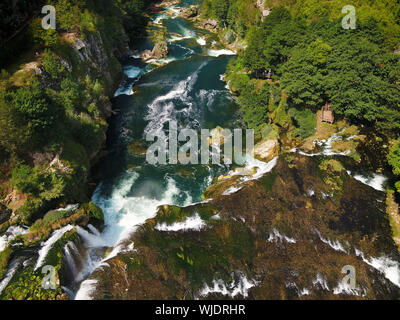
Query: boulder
[
  {"left": 201, "top": 19, "right": 219, "bottom": 32},
  {"left": 141, "top": 41, "right": 168, "bottom": 61},
  {"left": 152, "top": 41, "right": 168, "bottom": 60},
  {"left": 179, "top": 5, "right": 198, "bottom": 19},
  {"left": 252, "top": 138, "right": 279, "bottom": 162}
]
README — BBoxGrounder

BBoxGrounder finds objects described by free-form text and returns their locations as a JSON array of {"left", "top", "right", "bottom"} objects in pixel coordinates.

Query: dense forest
[{"left": 201, "top": 0, "right": 400, "bottom": 189}]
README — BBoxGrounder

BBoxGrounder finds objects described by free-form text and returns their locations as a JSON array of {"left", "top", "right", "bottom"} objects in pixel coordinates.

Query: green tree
[{"left": 42, "top": 50, "right": 65, "bottom": 80}]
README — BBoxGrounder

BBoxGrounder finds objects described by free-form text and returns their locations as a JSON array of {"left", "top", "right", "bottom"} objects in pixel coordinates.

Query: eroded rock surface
[{"left": 84, "top": 155, "right": 400, "bottom": 300}]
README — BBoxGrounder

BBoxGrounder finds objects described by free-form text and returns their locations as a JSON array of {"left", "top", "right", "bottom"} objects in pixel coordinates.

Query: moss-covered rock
[{"left": 0, "top": 229, "right": 78, "bottom": 300}]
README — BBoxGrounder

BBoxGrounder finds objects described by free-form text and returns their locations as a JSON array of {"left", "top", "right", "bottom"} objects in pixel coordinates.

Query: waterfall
[
  {"left": 0, "top": 257, "right": 23, "bottom": 295},
  {"left": 63, "top": 241, "right": 79, "bottom": 279},
  {"left": 35, "top": 225, "right": 74, "bottom": 271}
]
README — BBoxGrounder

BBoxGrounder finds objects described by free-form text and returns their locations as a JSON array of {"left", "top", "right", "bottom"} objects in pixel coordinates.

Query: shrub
[
  {"left": 12, "top": 81, "right": 64, "bottom": 145},
  {"left": 288, "top": 108, "right": 316, "bottom": 139},
  {"left": 16, "top": 197, "right": 45, "bottom": 224},
  {"left": 87, "top": 202, "right": 104, "bottom": 230},
  {"left": 43, "top": 210, "right": 72, "bottom": 223},
  {"left": 42, "top": 50, "right": 65, "bottom": 80},
  {"left": 29, "top": 18, "right": 58, "bottom": 47}
]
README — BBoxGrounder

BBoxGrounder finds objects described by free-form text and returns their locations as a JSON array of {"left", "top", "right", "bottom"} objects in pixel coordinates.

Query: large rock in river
[{"left": 252, "top": 138, "right": 279, "bottom": 162}]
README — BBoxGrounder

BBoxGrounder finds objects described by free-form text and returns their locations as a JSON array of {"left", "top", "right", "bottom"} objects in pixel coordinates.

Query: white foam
[
  {"left": 333, "top": 280, "right": 366, "bottom": 297},
  {"left": 299, "top": 288, "right": 310, "bottom": 296},
  {"left": 316, "top": 230, "right": 348, "bottom": 254},
  {"left": 168, "top": 34, "right": 184, "bottom": 42},
  {"left": 54, "top": 204, "right": 79, "bottom": 212},
  {"left": 206, "top": 49, "right": 236, "bottom": 57},
  {"left": 307, "top": 187, "right": 315, "bottom": 197},
  {"left": 198, "top": 273, "right": 258, "bottom": 298},
  {"left": 0, "top": 257, "right": 23, "bottom": 294},
  {"left": 74, "top": 279, "right": 98, "bottom": 300},
  {"left": 268, "top": 229, "right": 296, "bottom": 244},
  {"left": 292, "top": 130, "right": 353, "bottom": 157},
  {"left": 222, "top": 185, "right": 243, "bottom": 196},
  {"left": 217, "top": 156, "right": 278, "bottom": 198},
  {"left": 114, "top": 84, "right": 134, "bottom": 97},
  {"left": 76, "top": 226, "right": 106, "bottom": 248},
  {"left": 352, "top": 173, "right": 387, "bottom": 191},
  {"left": 196, "top": 37, "right": 206, "bottom": 46},
  {"left": 312, "top": 273, "right": 330, "bottom": 291},
  {"left": 244, "top": 156, "right": 278, "bottom": 181},
  {"left": 144, "top": 61, "right": 208, "bottom": 134},
  {"left": 153, "top": 13, "right": 168, "bottom": 25},
  {"left": 0, "top": 226, "right": 28, "bottom": 252},
  {"left": 355, "top": 248, "right": 400, "bottom": 287},
  {"left": 75, "top": 172, "right": 195, "bottom": 292},
  {"left": 155, "top": 213, "right": 206, "bottom": 232},
  {"left": 123, "top": 65, "right": 143, "bottom": 78},
  {"left": 35, "top": 225, "right": 74, "bottom": 270}
]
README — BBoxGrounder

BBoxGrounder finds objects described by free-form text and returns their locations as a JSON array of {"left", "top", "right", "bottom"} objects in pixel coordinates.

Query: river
[{"left": 72, "top": 1, "right": 239, "bottom": 298}]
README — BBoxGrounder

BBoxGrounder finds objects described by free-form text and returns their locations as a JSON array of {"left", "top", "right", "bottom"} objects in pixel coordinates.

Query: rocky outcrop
[
  {"left": 199, "top": 19, "right": 219, "bottom": 32},
  {"left": 142, "top": 32, "right": 169, "bottom": 62},
  {"left": 179, "top": 5, "right": 199, "bottom": 19},
  {"left": 70, "top": 31, "right": 126, "bottom": 95},
  {"left": 0, "top": 204, "right": 11, "bottom": 225},
  {"left": 253, "top": 138, "right": 279, "bottom": 162},
  {"left": 256, "top": 0, "right": 271, "bottom": 20}
]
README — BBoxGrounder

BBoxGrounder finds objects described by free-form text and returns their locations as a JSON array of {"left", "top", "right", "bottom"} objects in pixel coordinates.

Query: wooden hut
[{"left": 321, "top": 104, "right": 334, "bottom": 124}]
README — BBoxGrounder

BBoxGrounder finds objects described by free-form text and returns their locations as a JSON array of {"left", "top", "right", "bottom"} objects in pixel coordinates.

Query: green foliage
[
  {"left": 29, "top": 18, "right": 58, "bottom": 47},
  {"left": 55, "top": 0, "right": 83, "bottom": 31},
  {"left": 42, "top": 50, "right": 65, "bottom": 80},
  {"left": 86, "top": 202, "right": 104, "bottom": 230},
  {"left": 43, "top": 210, "right": 72, "bottom": 224},
  {"left": 227, "top": 4, "right": 400, "bottom": 134},
  {"left": 391, "top": 141, "right": 400, "bottom": 175},
  {"left": 12, "top": 81, "right": 64, "bottom": 145},
  {"left": 0, "top": 230, "right": 77, "bottom": 300},
  {"left": 237, "top": 81, "right": 270, "bottom": 133},
  {"left": 288, "top": 108, "right": 316, "bottom": 139},
  {"left": 11, "top": 164, "right": 66, "bottom": 199},
  {"left": 16, "top": 197, "right": 46, "bottom": 224},
  {"left": 118, "top": 0, "right": 147, "bottom": 42},
  {"left": 388, "top": 141, "right": 400, "bottom": 193},
  {"left": 59, "top": 76, "right": 81, "bottom": 111}
]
